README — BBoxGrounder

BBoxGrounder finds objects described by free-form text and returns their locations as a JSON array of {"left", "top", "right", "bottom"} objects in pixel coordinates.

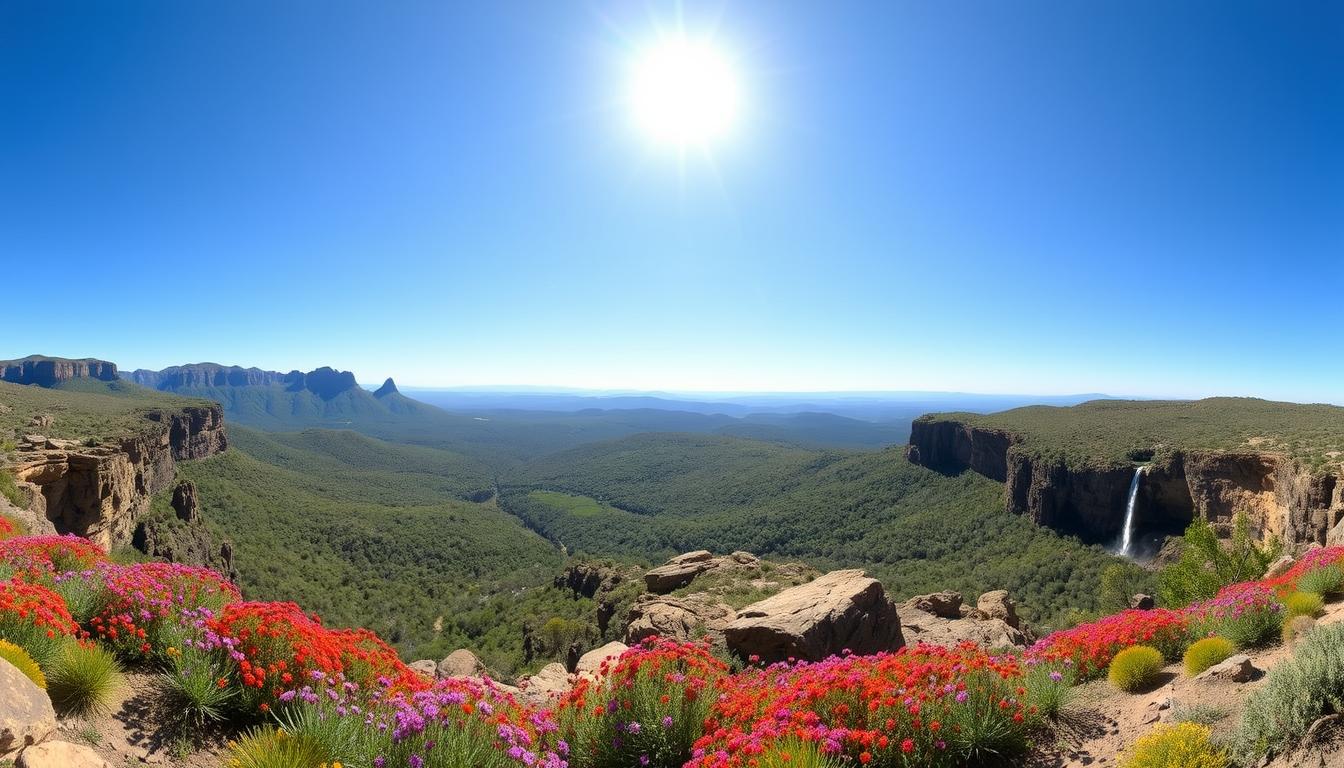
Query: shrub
[
  {"left": 1024, "top": 661, "right": 1074, "bottom": 718},
  {"left": 750, "top": 738, "right": 839, "bottom": 768},
  {"left": 0, "top": 472, "right": 26, "bottom": 509},
  {"left": 1029, "top": 609, "right": 1188, "bottom": 679},
  {"left": 0, "top": 579, "right": 79, "bottom": 665},
  {"left": 160, "top": 646, "right": 236, "bottom": 727},
  {"left": 1281, "top": 614, "right": 1316, "bottom": 645},
  {"left": 224, "top": 726, "right": 334, "bottom": 768},
  {"left": 1295, "top": 565, "right": 1344, "bottom": 597},
  {"left": 46, "top": 641, "right": 124, "bottom": 716},
  {"left": 1121, "top": 722, "right": 1227, "bottom": 768},
  {"left": 1236, "top": 623, "right": 1344, "bottom": 762},
  {"left": 0, "top": 638, "right": 46, "bottom": 688},
  {"left": 559, "top": 637, "right": 727, "bottom": 768},
  {"left": 1189, "top": 583, "right": 1282, "bottom": 649},
  {"left": 1183, "top": 637, "right": 1235, "bottom": 677},
  {"left": 89, "top": 561, "right": 239, "bottom": 664},
  {"left": 1283, "top": 591, "right": 1324, "bottom": 619},
  {"left": 1109, "top": 645, "right": 1165, "bottom": 693},
  {"left": 1158, "top": 515, "right": 1279, "bottom": 607},
  {"left": 685, "top": 642, "right": 1045, "bottom": 768}
]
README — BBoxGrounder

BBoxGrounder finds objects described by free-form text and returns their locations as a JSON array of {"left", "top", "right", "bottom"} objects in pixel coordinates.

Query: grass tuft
[
  {"left": 46, "top": 641, "right": 124, "bottom": 716},
  {"left": 1109, "top": 645, "right": 1165, "bottom": 693},
  {"left": 1183, "top": 637, "right": 1235, "bottom": 677}
]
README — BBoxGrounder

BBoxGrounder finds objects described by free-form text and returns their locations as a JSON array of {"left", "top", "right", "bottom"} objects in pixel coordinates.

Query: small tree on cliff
[{"left": 1158, "top": 513, "right": 1280, "bottom": 607}]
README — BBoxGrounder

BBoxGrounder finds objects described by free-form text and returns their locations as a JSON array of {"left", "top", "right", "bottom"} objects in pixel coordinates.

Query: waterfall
[{"left": 1119, "top": 466, "right": 1147, "bottom": 557}]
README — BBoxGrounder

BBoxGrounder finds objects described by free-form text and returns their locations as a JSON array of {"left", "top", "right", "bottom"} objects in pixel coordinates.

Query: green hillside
[
  {"left": 502, "top": 433, "right": 1127, "bottom": 629},
  {"left": 176, "top": 428, "right": 574, "bottom": 669},
  {"left": 919, "top": 397, "right": 1344, "bottom": 469}
]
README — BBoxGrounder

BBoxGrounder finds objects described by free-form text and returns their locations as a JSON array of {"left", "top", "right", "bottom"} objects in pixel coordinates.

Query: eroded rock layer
[
  {"left": 9, "top": 405, "right": 226, "bottom": 549},
  {"left": 907, "top": 418, "right": 1344, "bottom": 546}
]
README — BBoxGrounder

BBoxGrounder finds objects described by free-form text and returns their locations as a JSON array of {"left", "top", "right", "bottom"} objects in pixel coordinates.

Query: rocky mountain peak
[{"left": 373, "top": 377, "right": 399, "bottom": 398}]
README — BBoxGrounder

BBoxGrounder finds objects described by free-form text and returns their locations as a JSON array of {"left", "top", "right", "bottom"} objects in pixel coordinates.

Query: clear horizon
[{"left": 3, "top": 2, "right": 1341, "bottom": 402}]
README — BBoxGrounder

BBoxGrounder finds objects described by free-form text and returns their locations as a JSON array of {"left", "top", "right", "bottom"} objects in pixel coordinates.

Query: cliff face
[
  {"left": 9, "top": 404, "right": 227, "bottom": 550},
  {"left": 130, "top": 364, "right": 296, "bottom": 390},
  {"left": 908, "top": 418, "right": 1344, "bottom": 546},
  {"left": 0, "top": 356, "right": 118, "bottom": 386}
]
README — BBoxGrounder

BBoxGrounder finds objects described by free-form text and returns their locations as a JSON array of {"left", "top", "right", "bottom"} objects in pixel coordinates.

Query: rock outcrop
[
  {"left": 724, "top": 569, "right": 903, "bottom": 663},
  {"left": 907, "top": 417, "right": 1344, "bottom": 546},
  {"left": 132, "top": 480, "right": 237, "bottom": 579},
  {"left": 897, "top": 590, "right": 1030, "bottom": 649},
  {"left": 0, "top": 658, "right": 56, "bottom": 757},
  {"left": 644, "top": 550, "right": 762, "bottom": 593},
  {"left": 0, "top": 356, "right": 118, "bottom": 387},
  {"left": 7, "top": 404, "right": 227, "bottom": 549},
  {"left": 132, "top": 363, "right": 364, "bottom": 401},
  {"left": 519, "top": 662, "right": 571, "bottom": 704},
  {"left": 556, "top": 561, "right": 626, "bottom": 600},
  {"left": 624, "top": 593, "right": 736, "bottom": 645},
  {"left": 575, "top": 641, "right": 628, "bottom": 678}
]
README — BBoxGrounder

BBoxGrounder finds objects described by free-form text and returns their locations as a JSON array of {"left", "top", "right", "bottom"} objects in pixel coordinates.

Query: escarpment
[
  {"left": 0, "top": 356, "right": 119, "bottom": 386},
  {"left": 908, "top": 416, "right": 1344, "bottom": 547},
  {"left": 7, "top": 404, "right": 227, "bottom": 550}
]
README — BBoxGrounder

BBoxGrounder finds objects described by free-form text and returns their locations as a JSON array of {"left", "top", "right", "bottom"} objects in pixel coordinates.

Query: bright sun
[{"left": 627, "top": 35, "right": 741, "bottom": 149}]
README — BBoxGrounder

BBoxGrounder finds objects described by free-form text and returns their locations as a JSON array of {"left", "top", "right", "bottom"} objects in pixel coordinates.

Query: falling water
[{"left": 1118, "top": 466, "right": 1147, "bottom": 557}]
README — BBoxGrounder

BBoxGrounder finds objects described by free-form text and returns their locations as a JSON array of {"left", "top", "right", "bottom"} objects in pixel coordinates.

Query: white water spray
[{"left": 1118, "top": 466, "right": 1147, "bottom": 557}]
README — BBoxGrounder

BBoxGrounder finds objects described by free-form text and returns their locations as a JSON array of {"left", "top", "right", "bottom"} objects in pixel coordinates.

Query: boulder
[
  {"left": 576, "top": 641, "right": 628, "bottom": 678},
  {"left": 1129, "top": 593, "right": 1156, "bottom": 610},
  {"left": 17, "top": 741, "right": 111, "bottom": 768},
  {"left": 976, "top": 590, "right": 1019, "bottom": 628},
  {"left": 900, "top": 591, "right": 963, "bottom": 619},
  {"left": 520, "top": 662, "right": 571, "bottom": 703},
  {"left": 409, "top": 659, "right": 437, "bottom": 677},
  {"left": 624, "top": 593, "right": 736, "bottom": 645},
  {"left": 0, "top": 657, "right": 57, "bottom": 757},
  {"left": 1264, "top": 555, "right": 1296, "bottom": 580},
  {"left": 724, "top": 569, "right": 903, "bottom": 663},
  {"left": 436, "top": 649, "right": 486, "bottom": 679},
  {"left": 1194, "top": 654, "right": 1261, "bottom": 683},
  {"left": 643, "top": 550, "right": 761, "bottom": 594},
  {"left": 555, "top": 561, "right": 625, "bottom": 599},
  {"left": 896, "top": 606, "right": 1028, "bottom": 649}
]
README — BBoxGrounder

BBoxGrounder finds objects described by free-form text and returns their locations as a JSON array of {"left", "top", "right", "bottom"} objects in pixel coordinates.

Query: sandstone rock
[
  {"left": 1264, "top": 555, "right": 1296, "bottom": 580},
  {"left": 901, "top": 591, "right": 963, "bottom": 619},
  {"left": 521, "top": 662, "right": 571, "bottom": 702},
  {"left": 16, "top": 740, "right": 111, "bottom": 768},
  {"left": 0, "top": 356, "right": 118, "bottom": 387},
  {"left": 1195, "top": 654, "right": 1260, "bottom": 683},
  {"left": 643, "top": 550, "right": 761, "bottom": 593},
  {"left": 576, "top": 641, "right": 628, "bottom": 677},
  {"left": 725, "top": 569, "right": 903, "bottom": 663},
  {"left": 0, "top": 657, "right": 57, "bottom": 757},
  {"left": 976, "top": 590, "right": 1019, "bottom": 628},
  {"left": 436, "top": 649, "right": 486, "bottom": 679},
  {"left": 896, "top": 606, "right": 1028, "bottom": 649},
  {"left": 625, "top": 593, "right": 735, "bottom": 645},
  {"left": 12, "top": 404, "right": 226, "bottom": 550},
  {"left": 1129, "top": 593, "right": 1156, "bottom": 609},
  {"left": 26, "top": 415, "right": 51, "bottom": 428},
  {"left": 409, "top": 659, "right": 437, "bottom": 677}
]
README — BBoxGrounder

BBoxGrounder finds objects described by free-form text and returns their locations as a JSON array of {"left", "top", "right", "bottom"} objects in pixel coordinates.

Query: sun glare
[{"left": 627, "top": 35, "right": 741, "bottom": 149}]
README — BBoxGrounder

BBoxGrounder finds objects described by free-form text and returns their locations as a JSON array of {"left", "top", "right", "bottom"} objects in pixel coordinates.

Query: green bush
[
  {"left": 1109, "top": 645, "right": 1166, "bottom": 693},
  {"left": 1210, "top": 603, "right": 1284, "bottom": 649},
  {"left": 1100, "top": 562, "right": 1157, "bottom": 612},
  {"left": 1184, "top": 637, "right": 1235, "bottom": 677},
  {"left": 751, "top": 738, "right": 839, "bottom": 768},
  {"left": 1237, "top": 623, "right": 1344, "bottom": 762},
  {"left": 1283, "top": 591, "right": 1324, "bottom": 619},
  {"left": 46, "top": 641, "right": 123, "bottom": 716},
  {"left": 1121, "top": 722, "right": 1227, "bottom": 768},
  {"left": 1158, "top": 515, "right": 1280, "bottom": 608},
  {"left": 0, "top": 471, "right": 26, "bottom": 509},
  {"left": 159, "top": 647, "right": 235, "bottom": 727},
  {"left": 1296, "top": 565, "right": 1344, "bottom": 597}
]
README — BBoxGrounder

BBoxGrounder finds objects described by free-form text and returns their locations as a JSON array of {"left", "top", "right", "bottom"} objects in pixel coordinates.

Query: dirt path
[{"left": 54, "top": 672, "right": 227, "bottom": 768}]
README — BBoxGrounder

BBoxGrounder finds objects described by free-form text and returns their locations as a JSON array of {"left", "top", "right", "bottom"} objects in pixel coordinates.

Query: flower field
[{"left": 0, "top": 518, "right": 1340, "bottom": 768}]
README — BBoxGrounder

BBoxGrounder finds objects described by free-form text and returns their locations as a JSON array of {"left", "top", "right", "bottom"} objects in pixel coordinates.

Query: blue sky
[{"left": 2, "top": 1, "right": 1341, "bottom": 400}]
